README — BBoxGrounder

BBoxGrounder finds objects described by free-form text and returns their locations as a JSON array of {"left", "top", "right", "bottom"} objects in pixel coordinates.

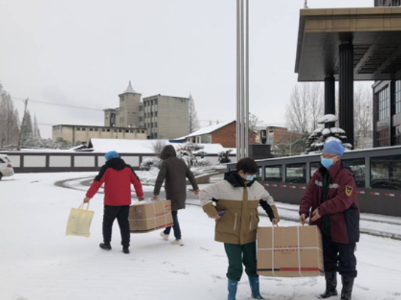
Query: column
[
  {"left": 339, "top": 42, "right": 354, "bottom": 147},
  {"left": 324, "top": 75, "right": 336, "bottom": 128}
]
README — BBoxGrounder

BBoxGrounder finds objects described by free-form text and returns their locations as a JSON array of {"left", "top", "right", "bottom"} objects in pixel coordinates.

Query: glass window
[
  {"left": 310, "top": 162, "right": 321, "bottom": 177},
  {"left": 371, "top": 155, "right": 401, "bottom": 190},
  {"left": 377, "top": 86, "right": 390, "bottom": 121},
  {"left": 265, "top": 166, "right": 282, "bottom": 182},
  {"left": 155, "top": 111, "right": 158, "bottom": 117},
  {"left": 396, "top": 80, "right": 401, "bottom": 114},
  {"left": 255, "top": 167, "right": 263, "bottom": 182},
  {"left": 343, "top": 159, "right": 365, "bottom": 187},
  {"left": 285, "top": 163, "right": 306, "bottom": 184},
  {"left": 0, "top": 158, "right": 5, "bottom": 163},
  {"left": 395, "top": 125, "right": 401, "bottom": 146},
  {"left": 376, "top": 128, "right": 390, "bottom": 147}
]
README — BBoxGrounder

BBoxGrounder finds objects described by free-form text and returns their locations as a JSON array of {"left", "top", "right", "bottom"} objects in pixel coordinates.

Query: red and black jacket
[
  {"left": 86, "top": 157, "right": 144, "bottom": 206},
  {"left": 299, "top": 161, "right": 360, "bottom": 244}
]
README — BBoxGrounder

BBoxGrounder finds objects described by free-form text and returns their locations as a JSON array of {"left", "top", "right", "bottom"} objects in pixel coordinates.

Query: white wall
[
  {"left": 50, "top": 156, "right": 71, "bottom": 167},
  {"left": 121, "top": 156, "right": 140, "bottom": 167},
  {"left": 7, "top": 155, "right": 20, "bottom": 167},
  {"left": 24, "top": 156, "right": 46, "bottom": 167},
  {"left": 74, "top": 156, "right": 95, "bottom": 167}
]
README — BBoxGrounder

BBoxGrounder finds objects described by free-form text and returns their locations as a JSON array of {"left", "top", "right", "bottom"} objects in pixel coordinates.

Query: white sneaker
[
  {"left": 171, "top": 239, "right": 184, "bottom": 246},
  {"left": 160, "top": 232, "right": 169, "bottom": 241}
]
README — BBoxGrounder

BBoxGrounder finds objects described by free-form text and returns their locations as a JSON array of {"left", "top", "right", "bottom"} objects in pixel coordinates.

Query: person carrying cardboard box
[
  {"left": 299, "top": 141, "right": 360, "bottom": 300},
  {"left": 200, "top": 157, "right": 280, "bottom": 300},
  {"left": 153, "top": 145, "right": 200, "bottom": 246},
  {"left": 84, "top": 151, "right": 144, "bottom": 254}
]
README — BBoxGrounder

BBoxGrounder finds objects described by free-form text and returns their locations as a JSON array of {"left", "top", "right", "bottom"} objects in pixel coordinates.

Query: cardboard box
[
  {"left": 129, "top": 200, "right": 173, "bottom": 233},
  {"left": 257, "top": 225, "right": 324, "bottom": 277}
]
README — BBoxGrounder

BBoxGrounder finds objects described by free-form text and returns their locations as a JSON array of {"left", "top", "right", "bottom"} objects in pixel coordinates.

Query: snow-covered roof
[
  {"left": 88, "top": 139, "right": 227, "bottom": 155},
  {"left": 174, "top": 121, "right": 235, "bottom": 140}
]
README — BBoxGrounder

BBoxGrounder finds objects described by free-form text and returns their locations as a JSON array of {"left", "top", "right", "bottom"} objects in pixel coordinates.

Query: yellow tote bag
[{"left": 66, "top": 203, "right": 94, "bottom": 237}]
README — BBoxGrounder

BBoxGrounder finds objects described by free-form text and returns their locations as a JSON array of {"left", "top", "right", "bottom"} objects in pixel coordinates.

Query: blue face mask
[
  {"left": 246, "top": 175, "right": 255, "bottom": 181},
  {"left": 321, "top": 158, "right": 334, "bottom": 169}
]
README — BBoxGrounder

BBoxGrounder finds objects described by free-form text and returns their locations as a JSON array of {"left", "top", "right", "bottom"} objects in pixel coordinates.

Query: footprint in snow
[
  {"left": 163, "top": 261, "right": 174, "bottom": 267},
  {"left": 211, "top": 275, "right": 225, "bottom": 280},
  {"left": 355, "top": 284, "right": 369, "bottom": 291},
  {"left": 213, "top": 254, "right": 225, "bottom": 258},
  {"left": 200, "top": 247, "right": 209, "bottom": 252},
  {"left": 169, "top": 270, "right": 189, "bottom": 275}
]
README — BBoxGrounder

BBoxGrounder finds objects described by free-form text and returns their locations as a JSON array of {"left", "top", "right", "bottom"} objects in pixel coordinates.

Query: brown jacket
[
  {"left": 200, "top": 171, "right": 279, "bottom": 245},
  {"left": 153, "top": 145, "right": 199, "bottom": 211}
]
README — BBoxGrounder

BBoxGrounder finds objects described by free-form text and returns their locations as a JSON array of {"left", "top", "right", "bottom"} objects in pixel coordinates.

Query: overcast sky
[{"left": 0, "top": 0, "right": 373, "bottom": 138}]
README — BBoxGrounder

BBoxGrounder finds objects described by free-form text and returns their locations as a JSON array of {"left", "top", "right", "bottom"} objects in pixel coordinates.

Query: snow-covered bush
[
  {"left": 304, "top": 114, "right": 352, "bottom": 154},
  {"left": 184, "top": 142, "right": 204, "bottom": 152},
  {"left": 218, "top": 150, "right": 232, "bottom": 164},
  {"left": 194, "top": 150, "right": 208, "bottom": 158},
  {"left": 140, "top": 157, "right": 162, "bottom": 171},
  {"left": 196, "top": 158, "right": 212, "bottom": 167}
]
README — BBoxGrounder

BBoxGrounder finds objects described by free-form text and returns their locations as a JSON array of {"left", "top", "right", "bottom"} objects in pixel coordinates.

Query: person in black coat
[{"left": 153, "top": 145, "right": 199, "bottom": 246}]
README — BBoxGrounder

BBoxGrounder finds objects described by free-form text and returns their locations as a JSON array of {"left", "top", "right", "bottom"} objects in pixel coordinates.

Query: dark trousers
[
  {"left": 323, "top": 236, "right": 357, "bottom": 278},
  {"left": 103, "top": 205, "right": 130, "bottom": 248},
  {"left": 224, "top": 242, "right": 258, "bottom": 281},
  {"left": 164, "top": 211, "right": 181, "bottom": 240}
]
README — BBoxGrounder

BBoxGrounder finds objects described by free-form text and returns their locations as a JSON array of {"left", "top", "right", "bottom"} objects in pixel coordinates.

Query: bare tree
[
  {"left": 189, "top": 94, "right": 200, "bottom": 133},
  {"left": 308, "top": 84, "right": 324, "bottom": 131},
  {"left": 271, "top": 132, "right": 308, "bottom": 157},
  {"left": 0, "top": 84, "right": 20, "bottom": 148},
  {"left": 152, "top": 140, "right": 167, "bottom": 157},
  {"left": 17, "top": 98, "right": 29, "bottom": 150},
  {"left": 249, "top": 113, "right": 262, "bottom": 143},
  {"left": 33, "top": 114, "right": 42, "bottom": 140},
  {"left": 286, "top": 83, "right": 323, "bottom": 134},
  {"left": 354, "top": 85, "right": 373, "bottom": 149}
]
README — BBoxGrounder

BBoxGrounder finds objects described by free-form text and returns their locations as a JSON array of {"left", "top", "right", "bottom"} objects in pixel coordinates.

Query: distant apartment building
[
  {"left": 103, "top": 82, "right": 141, "bottom": 128},
  {"left": 104, "top": 82, "right": 190, "bottom": 139},
  {"left": 140, "top": 95, "right": 189, "bottom": 139},
  {"left": 266, "top": 126, "right": 303, "bottom": 146},
  {"left": 52, "top": 125, "right": 147, "bottom": 145},
  {"left": 53, "top": 82, "right": 189, "bottom": 143}
]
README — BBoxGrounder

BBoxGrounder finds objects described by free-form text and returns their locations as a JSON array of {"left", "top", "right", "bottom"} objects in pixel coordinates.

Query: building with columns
[{"left": 295, "top": 1, "right": 401, "bottom": 148}]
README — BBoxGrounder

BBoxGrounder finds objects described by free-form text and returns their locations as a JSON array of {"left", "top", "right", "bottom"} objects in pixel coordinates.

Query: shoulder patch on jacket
[{"left": 345, "top": 185, "right": 353, "bottom": 196}]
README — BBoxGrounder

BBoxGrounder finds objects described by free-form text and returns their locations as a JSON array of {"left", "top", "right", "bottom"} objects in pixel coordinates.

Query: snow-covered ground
[{"left": 1, "top": 173, "right": 401, "bottom": 300}]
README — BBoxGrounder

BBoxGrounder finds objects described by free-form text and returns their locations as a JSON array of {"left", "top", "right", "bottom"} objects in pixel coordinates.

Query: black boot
[
  {"left": 341, "top": 276, "right": 354, "bottom": 300},
  {"left": 99, "top": 243, "right": 112, "bottom": 251},
  {"left": 123, "top": 247, "right": 130, "bottom": 254},
  {"left": 319, "top": 271, "right": 338, "bottom": 299}
]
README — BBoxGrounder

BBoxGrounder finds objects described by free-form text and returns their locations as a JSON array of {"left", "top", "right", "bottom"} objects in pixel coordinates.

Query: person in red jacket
[
  {"left": 299, "top": 141, "right": 359, "bottom": 300},
  {"left": 84, "top": 151, "right": 144, "bottom": 254}
]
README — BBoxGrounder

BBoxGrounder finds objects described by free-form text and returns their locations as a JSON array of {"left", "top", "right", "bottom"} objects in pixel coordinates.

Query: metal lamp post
[{"left": 236, "top": 0, "right": 249, "bottom": 160}]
